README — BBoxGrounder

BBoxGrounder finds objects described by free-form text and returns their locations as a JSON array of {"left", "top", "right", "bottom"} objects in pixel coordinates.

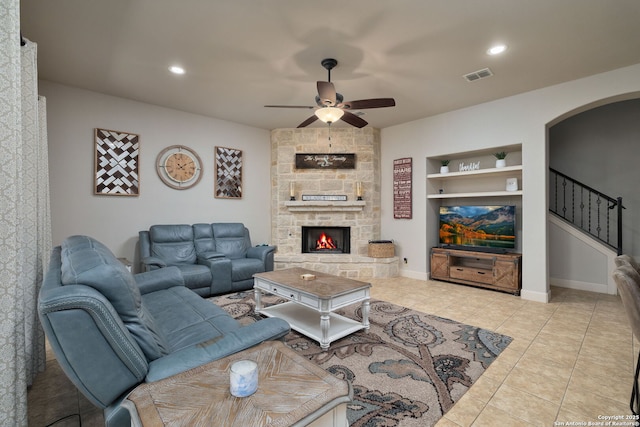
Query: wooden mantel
[{"left": 284, "top": 201, "right": 366, "bottom": 212}]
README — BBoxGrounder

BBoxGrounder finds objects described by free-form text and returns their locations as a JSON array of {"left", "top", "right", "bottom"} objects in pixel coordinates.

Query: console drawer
[{"left": 449, "top": 267, "right": 493, "bottom": 285}]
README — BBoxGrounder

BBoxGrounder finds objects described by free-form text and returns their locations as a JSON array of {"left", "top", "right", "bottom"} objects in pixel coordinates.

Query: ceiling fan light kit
[
  {"left": 265, "top": 58, "right": 396, "bottom": 128},
  {"left": 315, "top": 107, "right": 344, "bottom": 124}
]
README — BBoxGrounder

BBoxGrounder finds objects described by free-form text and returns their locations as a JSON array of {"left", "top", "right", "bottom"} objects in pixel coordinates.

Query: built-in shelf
[
  {"left": 427, "top": 165, "right": 523, "bottom": 179},
  {"left": 428, "top": 190, "right": 523, "bottom": 199},
  {"left": 284, "top": 201, "right": 366, "bottom": 212},
  {"left": 427, "top": 162, "right": 522, "bottom": 199}
]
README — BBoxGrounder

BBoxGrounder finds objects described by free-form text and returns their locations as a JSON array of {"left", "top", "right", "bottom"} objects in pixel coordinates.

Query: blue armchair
[
  {"left": 139, "top": 223, "right": 276, "bottom": 296},
  {"left": 38, "top": 235, "right": 289, "bottom": 427}
]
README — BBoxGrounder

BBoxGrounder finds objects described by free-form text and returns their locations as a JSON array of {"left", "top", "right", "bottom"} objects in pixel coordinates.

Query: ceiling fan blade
[
  {"left": 341, "top": 98, "right": 396, "bottom": 110},
  {"left": 317, "top": 81, "right": 337, "bottom": 106},
  {"left": 264, "top": 105, "right": 315, "bottom": 109},
  {"left": 297, "top": 115, "right": 319, "bottom": 128},
  {"left": 340, "top": 111, "right": 368, "bottom": 128}
]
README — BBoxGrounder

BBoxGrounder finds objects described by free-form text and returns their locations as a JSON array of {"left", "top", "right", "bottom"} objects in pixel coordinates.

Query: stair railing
[{"left": 549, "top": 168, "right": 625, "bottom": 255}]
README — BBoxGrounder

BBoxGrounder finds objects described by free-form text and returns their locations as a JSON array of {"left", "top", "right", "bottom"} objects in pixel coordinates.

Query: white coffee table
[{"left": 253, "top": 268, "right": 371, "bottom": 350}]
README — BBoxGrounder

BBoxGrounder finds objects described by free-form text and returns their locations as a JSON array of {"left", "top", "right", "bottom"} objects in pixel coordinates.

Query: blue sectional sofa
[
  {"left": 38, "top": 235, "right": 290, "bottom": 427},
  {"left": 139, "top": 223, "right": 276, "bottom": 296}
]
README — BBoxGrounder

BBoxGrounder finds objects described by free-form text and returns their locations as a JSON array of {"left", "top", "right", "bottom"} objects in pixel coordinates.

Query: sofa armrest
[
  {"left": 197, "top": 256, "right": 233, "bottom": 294},
  {"left": 141, "top": 256, "right": 167, "bottom": 271},
  {"left": 145, "top": 317, "right": 290, "bottom": 382},
  {"left": 38, "top": 285, "right": 149, "bottom": 407},
  {"left": 246, "top": 245, "right": 276, "bottom": 263},
  {"left": 134, "top": 267, "right": 184, "bottom": 294},
  {"left": 197, "top": 251, "right": 226, "bottom": 261}
]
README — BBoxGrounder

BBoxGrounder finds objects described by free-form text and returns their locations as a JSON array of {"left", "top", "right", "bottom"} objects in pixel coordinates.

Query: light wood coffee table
[
  {"left": 124, "top": 341, "right": 352, "bottom": 427},
  {"left": 253, "top": 267, "right": 371, "bottom": 350}
]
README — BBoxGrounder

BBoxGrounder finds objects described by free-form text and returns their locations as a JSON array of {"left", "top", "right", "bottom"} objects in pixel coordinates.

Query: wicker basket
[{"left": 368, "top": 241, "right": 395, "bottom": 258}]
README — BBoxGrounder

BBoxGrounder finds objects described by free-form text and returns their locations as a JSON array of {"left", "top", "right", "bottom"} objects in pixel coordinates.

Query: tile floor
[{"left": 28, "top": 277, "right": 636, "bottom": 426}]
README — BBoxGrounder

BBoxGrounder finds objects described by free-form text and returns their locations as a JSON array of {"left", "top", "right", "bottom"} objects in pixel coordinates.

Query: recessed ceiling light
[
  {"left": 487, "top": 44, "right": 507, "bottom": 55},
  {"left": 169, "top": 65, "right": 185, "bottom": 75}
]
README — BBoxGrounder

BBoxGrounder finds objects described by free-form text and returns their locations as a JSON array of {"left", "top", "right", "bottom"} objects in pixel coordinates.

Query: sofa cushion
[
  {"left": 141, "top": 286, "right": 241, "bottom": 352},
  {"left": 173, "top": 264, "right": 212, "bottom": 290},
  {"left": 193, "top": 223, "right": 216, "bottom": 255},
  {"left": 60, "top": 235, "right": 169, "bottom": 361},
  {"left": 212, "top": 223, "right": 249, "bottom": 259},
  {"left": 149, "top": 225, "right": 197, "bottom": 264}
]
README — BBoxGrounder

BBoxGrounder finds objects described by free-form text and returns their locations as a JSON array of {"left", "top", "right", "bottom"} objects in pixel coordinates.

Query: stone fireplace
[{"left": 270, "top": 127, "right": 398, "bottom": 278}]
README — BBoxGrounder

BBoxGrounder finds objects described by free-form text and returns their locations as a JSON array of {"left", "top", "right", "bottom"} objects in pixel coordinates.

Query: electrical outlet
[{"left": 403, "top": 258, "right": 408, "bottom": 264}]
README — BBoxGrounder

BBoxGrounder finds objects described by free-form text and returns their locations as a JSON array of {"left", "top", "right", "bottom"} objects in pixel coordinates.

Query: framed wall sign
[
  {"left": 215, "top": 146, "right": 243, "bottom": 198},
  {"left": 295, "top": 153, "right": 356, "bottom": 169},
  {"left": 94, "top": 128, "right": 139, "bottom": 196},
  {"left": 393, "top": 157, "right": 412, "bottom": 219}
]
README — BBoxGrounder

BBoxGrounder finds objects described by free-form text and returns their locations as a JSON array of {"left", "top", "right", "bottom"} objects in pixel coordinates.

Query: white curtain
[{"left": 0, "top": 0, "right": 51, "bottom": 424}]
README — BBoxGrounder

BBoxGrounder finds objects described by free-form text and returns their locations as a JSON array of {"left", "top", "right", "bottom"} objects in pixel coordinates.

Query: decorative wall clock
[{"left": 156, "top": 145, "right": 203, "bottom": 190}]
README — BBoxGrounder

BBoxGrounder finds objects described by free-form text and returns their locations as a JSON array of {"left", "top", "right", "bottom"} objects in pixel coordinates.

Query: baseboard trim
[
  {"left": 550, "top": 277, "right": 612, "bottom": 294},
  {"left": 401, "top": 269, "right": 429, "bottom": 281},
  {"left": 520, "top": 289, "right": 550, "bottom": 303}
]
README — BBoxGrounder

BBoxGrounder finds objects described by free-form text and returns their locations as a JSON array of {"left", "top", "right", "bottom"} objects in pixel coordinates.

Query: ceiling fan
[{"left": 265, "top": 58, "right": 396, "bottom": 128}]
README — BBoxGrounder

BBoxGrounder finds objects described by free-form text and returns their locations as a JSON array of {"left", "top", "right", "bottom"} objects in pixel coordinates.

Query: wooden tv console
[{"left": 430, "top": 247, "right": 522, "bottom": 295}]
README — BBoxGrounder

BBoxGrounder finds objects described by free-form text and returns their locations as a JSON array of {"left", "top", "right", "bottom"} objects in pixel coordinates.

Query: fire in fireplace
[
  {"left": 316, "top": 232, "right": 337, "bottom": 250},
  {"left": 302, "top": 226, "right": 351, "bottom": 254}
]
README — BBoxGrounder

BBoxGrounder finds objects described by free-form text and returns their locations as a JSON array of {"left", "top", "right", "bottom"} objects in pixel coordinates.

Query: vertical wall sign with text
[{"left": 393, "top": 157, "right": 412, "bottom": 219}]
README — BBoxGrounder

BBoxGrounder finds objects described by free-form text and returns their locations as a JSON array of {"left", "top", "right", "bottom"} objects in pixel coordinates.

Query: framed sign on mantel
[{"left": 393, "top": 157, "right": 412, "bottom": 219}]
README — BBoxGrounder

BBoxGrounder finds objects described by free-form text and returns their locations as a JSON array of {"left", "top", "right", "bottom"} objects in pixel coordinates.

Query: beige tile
[
  {"left": 487, "top": 384, "right": 559, "bottom": 426},
  {"left": 471, "top": 404, "right": 537, "bottom": 427},
  {"left": 561, "top": 382, "right": 630, "bottom": 419},
  {"left": 436, "top": 416, "right": 465, "bottom": 427},
  {"left": 464, "top": 374, "right": 501, "bottom": 403},
  {"left": 443, "top": 394, "right": 486, "bottom": 427},
  {"left": 567, "top": 368, "right": 632, "bottom": 404},
  {"left": 514, "top": 353, "right": 574, "bottom": 384},
  {"left": 519, "top": 340, "right": 580, "bottom": 368},
  {"left": 503, "top": 365, "right": 570, "bottom": 403}
]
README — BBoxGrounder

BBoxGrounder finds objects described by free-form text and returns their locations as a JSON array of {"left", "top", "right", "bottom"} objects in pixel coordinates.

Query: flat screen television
[{"left": 439, "top": 205, "right": 516, "bottom": 253}]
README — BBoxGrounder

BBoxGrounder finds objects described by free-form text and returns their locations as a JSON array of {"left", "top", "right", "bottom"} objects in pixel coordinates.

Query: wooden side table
[{"left": 123, "top": 341, "right": 352, "bottom": 427}]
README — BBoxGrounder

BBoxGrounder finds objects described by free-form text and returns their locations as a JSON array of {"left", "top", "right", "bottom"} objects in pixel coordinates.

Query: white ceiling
[{"left": 20, "top": 0, "right": 640, "bottom": 130}]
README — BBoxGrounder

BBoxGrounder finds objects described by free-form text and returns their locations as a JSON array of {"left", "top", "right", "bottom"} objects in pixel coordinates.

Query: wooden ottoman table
[{"left": 123, "top": 341, "right": 352, "bottom": 427}]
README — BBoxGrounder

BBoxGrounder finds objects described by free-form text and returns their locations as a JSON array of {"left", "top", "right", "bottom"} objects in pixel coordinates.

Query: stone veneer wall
[{"left": 271, "top": 127, "right": 398, "bottom": 278}]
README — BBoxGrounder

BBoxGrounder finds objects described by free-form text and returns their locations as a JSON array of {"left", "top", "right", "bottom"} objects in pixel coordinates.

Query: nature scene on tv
[{"left": 439, "top": 205, "right": 516, "bottom": 249}]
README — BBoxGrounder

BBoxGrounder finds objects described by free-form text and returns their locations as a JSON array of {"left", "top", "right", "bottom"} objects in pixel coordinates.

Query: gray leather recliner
[
  {"left": 139, "top": 223, "right": 276, "bottom": 296},
  {"left": 38, "top": 235, "right": 290, "bottom": 427}
]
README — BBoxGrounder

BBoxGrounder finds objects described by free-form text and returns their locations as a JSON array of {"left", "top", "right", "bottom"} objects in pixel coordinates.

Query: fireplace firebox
[{"left": 301, "top": 226, "right": 351, "bottom": 254}]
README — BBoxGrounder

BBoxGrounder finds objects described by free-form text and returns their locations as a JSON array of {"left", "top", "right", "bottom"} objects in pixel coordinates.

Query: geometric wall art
[
  {"left": 94, "top": 128, "right": 140, "bottom": 196},
  {"left": 215, "top": 146, "right": 242, "bottom": 198}
]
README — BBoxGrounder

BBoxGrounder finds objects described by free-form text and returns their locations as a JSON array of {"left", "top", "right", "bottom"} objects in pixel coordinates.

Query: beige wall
[
  {"left": 380, "top": 63, "right": 640, "bottom": 302},
  {"left": 41, "top": 81, "right": 273, "bottom": 271}
]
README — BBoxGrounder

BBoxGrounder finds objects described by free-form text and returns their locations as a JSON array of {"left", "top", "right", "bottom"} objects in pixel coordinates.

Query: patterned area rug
[{"left": 210, "top": 292, "right": 512, "bottom": 427}]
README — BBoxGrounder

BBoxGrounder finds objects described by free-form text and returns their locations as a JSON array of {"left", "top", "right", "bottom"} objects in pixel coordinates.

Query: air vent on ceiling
[{"left": 463, "top": 68, "right": 493, "bottom": 82}]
